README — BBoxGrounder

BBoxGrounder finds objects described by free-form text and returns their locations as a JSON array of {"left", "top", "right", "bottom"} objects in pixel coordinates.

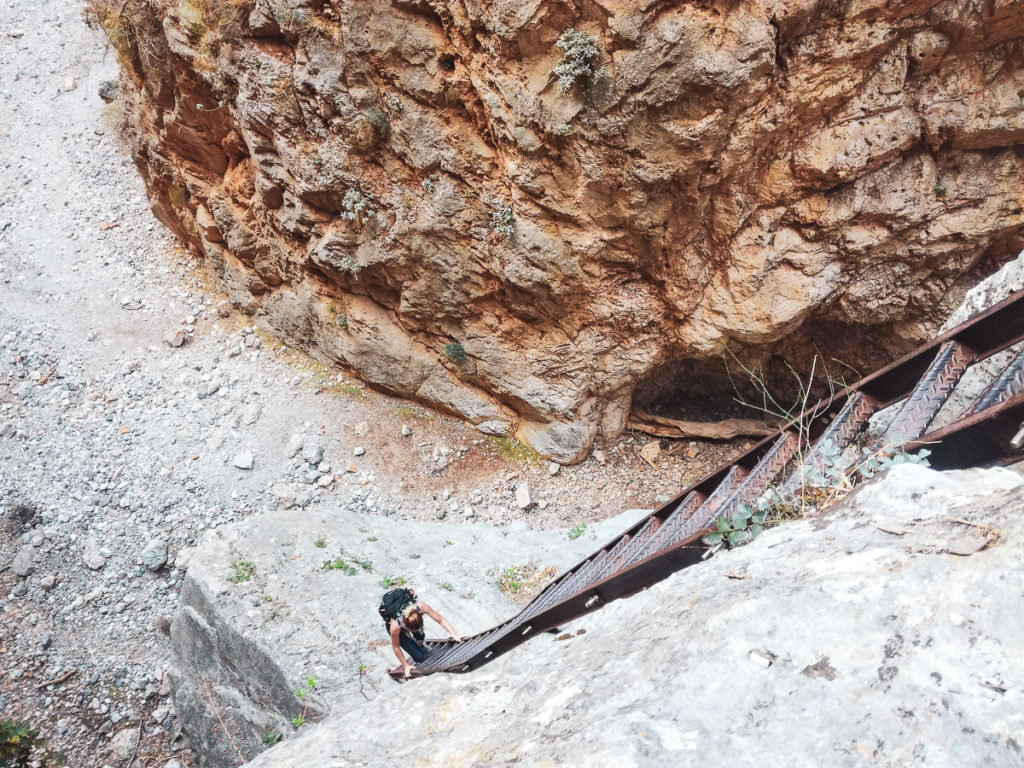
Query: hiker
[{"left": 379, "top": 587, "right": 462, "bottom": 678}]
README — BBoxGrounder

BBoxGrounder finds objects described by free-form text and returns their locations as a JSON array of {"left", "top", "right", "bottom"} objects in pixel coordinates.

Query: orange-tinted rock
[{"left": 105, "top": 0, "right": 1024, "bottom": 462}]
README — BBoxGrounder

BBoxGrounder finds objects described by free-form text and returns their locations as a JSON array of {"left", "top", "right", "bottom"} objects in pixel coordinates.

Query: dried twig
[
  {"left": 35, "top": 669, "right": 76, "bottom": 689},
  {"left": 357, "top": 669, "right": 370, "bottom": 701}
]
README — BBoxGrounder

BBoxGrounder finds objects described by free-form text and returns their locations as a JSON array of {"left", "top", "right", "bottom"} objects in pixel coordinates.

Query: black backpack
[{"left": 379, "top": 587, "right": 416, "bottom": 627}]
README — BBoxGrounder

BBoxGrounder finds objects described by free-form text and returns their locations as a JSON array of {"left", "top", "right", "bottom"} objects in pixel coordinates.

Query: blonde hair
[{"left": 402, "top": 604, "right": 423, "bottom": 630}]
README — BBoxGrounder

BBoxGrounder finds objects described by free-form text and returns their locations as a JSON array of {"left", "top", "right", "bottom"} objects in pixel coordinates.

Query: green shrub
[
  {"left": 321, "top": 558, "right": 357, "bottom": 575},
  {"left": 1, "top": 719, "right": 43, "bottom": 767},
  {"left": 444, "top": 341, "right": 467, "bottom": 362},
  {"left": 228, "top": 560, "right": 255, "bottom": 583},
  {"left": 366, "top": 108, "right": 390, "bottom": 136},
  {"left": 704, "top": 442, "right": 933, "bottom": 549}
]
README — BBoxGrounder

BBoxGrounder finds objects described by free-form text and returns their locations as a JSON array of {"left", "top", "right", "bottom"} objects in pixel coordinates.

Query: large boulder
[
  {"left": 169, "top": 499, "right": 646, "bottom": 767},
  {"left": 241, "top": 464, "right": 1024, "bottom": 766},
  {"left": 99, "top": 0, "right": 1024, "bottom": 461}
]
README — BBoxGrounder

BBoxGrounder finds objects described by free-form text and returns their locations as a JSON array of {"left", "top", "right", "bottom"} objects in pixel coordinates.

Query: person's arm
[
  {"left": 419, "top": 602, "right": 462, "bottom": 642},
  {"left": 390, "top": 621, "right": 414, "bottom": 678}
]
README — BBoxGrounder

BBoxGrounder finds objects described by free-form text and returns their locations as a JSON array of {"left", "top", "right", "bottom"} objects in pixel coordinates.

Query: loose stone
[{"left": 232, "top": 451, "right": 254, "bottom": 470}]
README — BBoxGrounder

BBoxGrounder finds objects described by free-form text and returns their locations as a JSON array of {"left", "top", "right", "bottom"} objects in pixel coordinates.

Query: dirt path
[{"left": 0, "top": 2, "right": 747, "bottom": 765}]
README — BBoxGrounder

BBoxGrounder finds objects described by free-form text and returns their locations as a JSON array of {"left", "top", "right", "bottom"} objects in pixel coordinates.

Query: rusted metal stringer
[{"left": 392, "top": 289, "right": 1024, "bottom": 680}]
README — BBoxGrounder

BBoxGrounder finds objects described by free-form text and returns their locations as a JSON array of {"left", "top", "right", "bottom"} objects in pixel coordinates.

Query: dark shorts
[
  {"left": 399, "top": 632, "right": 429, "bottom": 663},
  {"left": 386, "top": 619, "right": 429, "bottom": 663}
]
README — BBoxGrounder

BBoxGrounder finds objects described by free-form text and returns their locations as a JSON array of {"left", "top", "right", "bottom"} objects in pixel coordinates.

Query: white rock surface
[
  {"left": 232, "top": 451, "right": 254, "bottom": 470},
  {"left": 237, "top": 466, "right": 1024, "bottom": 767},
  {"left": 82, "top": 538, "right": 106, "bottom": 571},
  {"left": 171, "top": 505, "right": 647, "bottom": 766},
  {"left": 515, "top": 482, "right": 533, "bottom": 509},
  {"left": 942, "top": 248, "right": 1024, "bottom": 331}
]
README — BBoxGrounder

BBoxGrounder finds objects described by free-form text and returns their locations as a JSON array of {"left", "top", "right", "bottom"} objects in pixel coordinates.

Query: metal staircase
[{"left": 394, "top": 289, "right": 1024, "bottom": 679}]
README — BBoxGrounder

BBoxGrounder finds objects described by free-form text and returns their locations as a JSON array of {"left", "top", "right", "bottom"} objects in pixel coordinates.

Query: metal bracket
[{"left": 1011, "top": 421, "right": 1024, "bottom": 450}]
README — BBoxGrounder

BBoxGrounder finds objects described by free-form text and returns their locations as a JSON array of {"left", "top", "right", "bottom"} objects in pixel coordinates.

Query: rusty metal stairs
[{"left": 394, "top": 289, "right": 1024, "bottom": 680}]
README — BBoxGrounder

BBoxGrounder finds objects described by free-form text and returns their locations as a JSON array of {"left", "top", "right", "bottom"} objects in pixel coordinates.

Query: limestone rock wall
[
  {"left": 174, "top": 465, "right": 1024, "bottom": 767},
  {"left": 102, "top": 0, "right": 1024, "bottom": 461}
]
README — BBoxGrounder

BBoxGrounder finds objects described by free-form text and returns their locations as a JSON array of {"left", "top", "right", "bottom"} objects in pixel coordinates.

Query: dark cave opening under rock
[{"left": 630, "top": 335, "right": 880, "bottom": 428}]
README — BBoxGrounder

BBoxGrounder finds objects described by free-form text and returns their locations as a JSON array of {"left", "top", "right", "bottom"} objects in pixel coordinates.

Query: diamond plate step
[
  {"left": 869, "top": 340, "right": 975, "bottom": 451},
  {"left": 620, "top": 466, "right": 748, "bottom": 570},
  {"left": 968, "top": 346, "right": 1024, "bottom": 416},
  {"left": 781, "top": 392, "right": 879, "bottom": 495}
]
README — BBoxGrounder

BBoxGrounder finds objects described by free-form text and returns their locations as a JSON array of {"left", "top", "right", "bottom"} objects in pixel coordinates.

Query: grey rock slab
[
  {"left": 285, "top": 434, "right": 303, "bottom": 458},
  {"left": 198, "top": 380, "right": 221, "bottom": 399},
  {"left": 301, "top": 441, "right": 323, "bottom": 465},
  {"left": 240, "top": 403, "right": 262, "bottom": 425},
  {"left": 942, "top": 249, "right": 1024, "bottom": 332},
  {"left": 243, "top": 466, "right": 1024, "bottom": 768},
  {"left": 515, "top": 482, "right": 533, "bottom": 509},
  {"left": 171, "top": 501, "right": 647, "bottom": 768},
  {"left": 140, "top": 539, "right": 168, "bottom": 571},
  {"left": 271, "top": 483, "right": 298, "bottom": 509}
]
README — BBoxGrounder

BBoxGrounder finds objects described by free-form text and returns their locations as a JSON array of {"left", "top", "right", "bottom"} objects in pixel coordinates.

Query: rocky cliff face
[
  {"left": 174, "top": 464, "right": 1024, "bottom": 768},
  {"left": 100, "top": 0, "right": 1024, "bottom": 461}
]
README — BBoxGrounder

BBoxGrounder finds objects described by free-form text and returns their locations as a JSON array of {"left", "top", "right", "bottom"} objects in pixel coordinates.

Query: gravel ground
[{"left": 0, "top": 2, "right": 749, "bottom": 766}]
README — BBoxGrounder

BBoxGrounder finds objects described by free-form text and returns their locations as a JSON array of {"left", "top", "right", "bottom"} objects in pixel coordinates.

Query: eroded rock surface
[
  {"left": 101, "top": 1, "right": 1024, "bottom": 461},
  {"left": 170, "top": 502, "right": 646, "bottom": 767},
  {"left": 174, "top": 465, "right": 1024, "bottom": 767}
]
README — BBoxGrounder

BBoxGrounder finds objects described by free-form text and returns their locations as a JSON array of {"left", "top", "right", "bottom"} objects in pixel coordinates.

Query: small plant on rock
[
  {"left": 341, "top": 189, "right": 375, "bottom": 224},
  {"left": 488, "top": 202, "right": 515, "bottom": 239},
  {"left": 228, "top": 560, "right": 255, "bottom": 583},
  {"left": 380, "top": 576, "right": 407, "bottom": 588},
  {"left": 704, "top": 441, "right": 933, "bottom": 550},
  {"left": 553, "top": 28, "right": 603, "bottom": 93},
  {"left": 444, "top": 341, "right": 467, "bottom": 362},
  {"left": 366, "top": 108, "right": 390, "bottom": 136},
  {"left": 321, "top": 558, "right": 357, "bottom": 575},
  {"left": 568, "top": 523, "right": 587, "bottom": 540}
]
